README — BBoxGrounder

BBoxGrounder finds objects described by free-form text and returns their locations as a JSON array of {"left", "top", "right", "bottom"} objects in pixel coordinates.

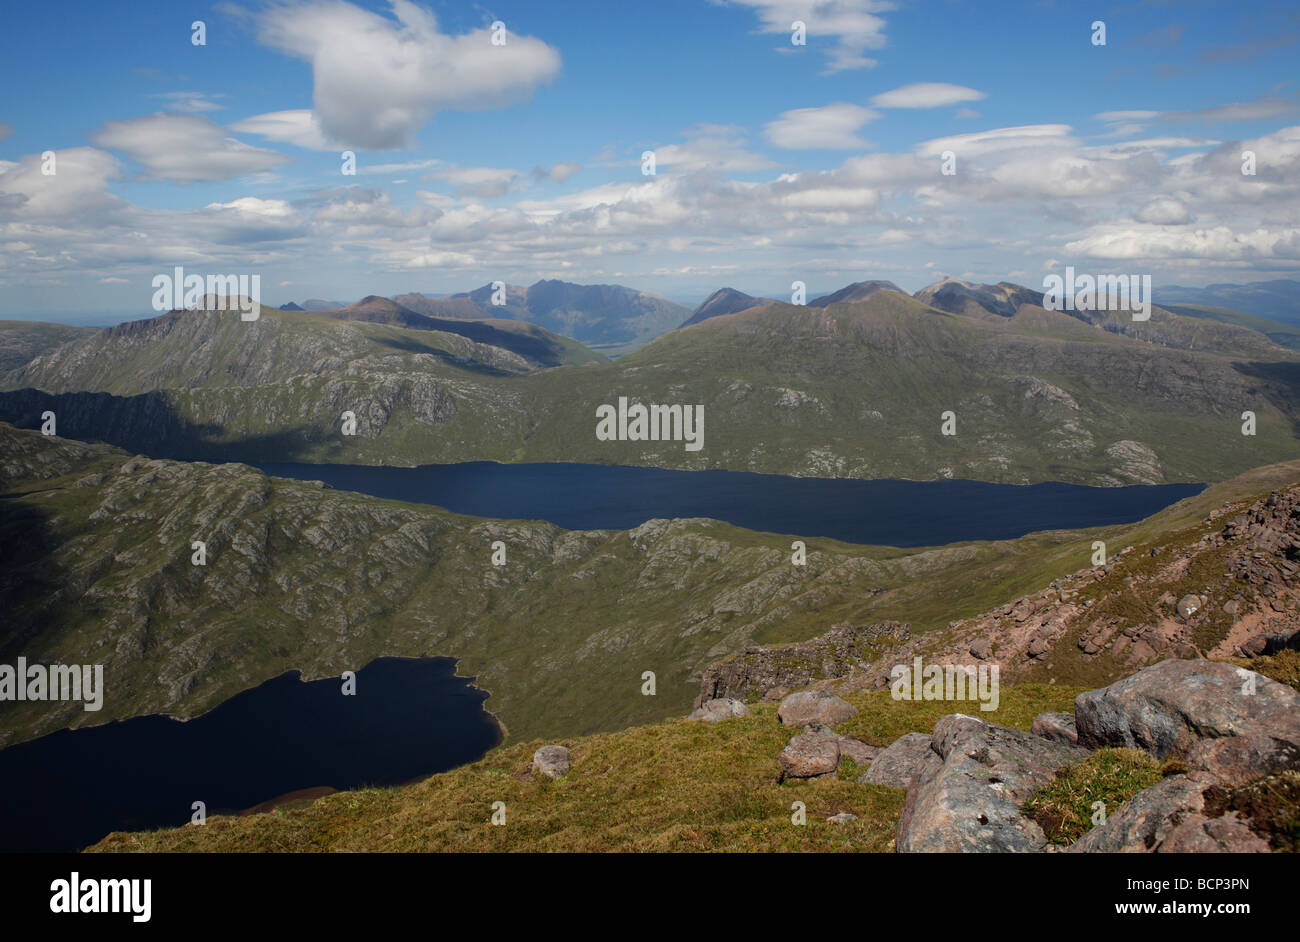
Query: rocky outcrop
[
  {"left": 694, "top": 621, "right": 910, "bottom": 709},
  {"left": 884, "top": 659, "right": 1300, "bottom": 853},
  {"left": 1074, "top": 659, "right": 1300, "bottom": 758},
  {"left": 688, "top": 698, "right": 750, "bottom": 722},
  {"left": 841, "top": 483, "right": 1300, "bottom": 693},
  {"left": 895, "top": 715, "right": 1084, "bottom": 852},
  {"left": 1066, "top": 770, "right": 1269, "bottom": 853}
]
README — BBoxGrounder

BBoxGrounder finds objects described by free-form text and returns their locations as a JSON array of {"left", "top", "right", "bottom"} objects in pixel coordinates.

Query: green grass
[
  {"left": 1219, "top": 650, "right": 1300, "bottom": 692},
  {"left": 89, "top": 683, "right": 1082, "bottom": 853},
  {"left": 1022, "top": 748, "right": 1168, "bottom": 845}
]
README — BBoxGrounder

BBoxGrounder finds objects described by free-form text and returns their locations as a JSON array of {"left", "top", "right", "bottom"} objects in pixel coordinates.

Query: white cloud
[
  {"left": 1095, "top": 110, "right": 1160, "bottom": 122},
  {"left": 536, "top": 161, "right": 583, "bottom": 183},
  {"left": 0, "top": 147, "right": 125, "bottom": 220},
  {"left": 916, "top": 124, "right": 1075, "bottom": 158},
  {"left": 1066, "top": 224, "right": 1300, "bottom": 260},
  {"left": 230, "top": 110, "right": 337, "bottom": 151},
  {"left": 654, "top": 125, "right": 777, "bottom": 172},
  {"left": 1168, "top": 99, "right": 1300, "bottom": 123},
  {"left": 205, "top": 197, "right": 296, "bottom": 218},
  {"left": 427, "top": 165, "right": 522, "bottom": 198},
  {"left": 151, "top": 91, "right": 225, "bottom": 113},
  {"left": 729, "top": 0, "right": 893, "bottom": 72},
  {"left": 764, "top": 103, "right": 878, "bottom": 149},
  {"left": 871, "top": 83, "right": 986, "bottom": 109},
  {"left": 93, "top": 113, "right": 290, "bottom": 183},
  {"left": 254, "top": 0, "right": 562, "bottom": 149},
  {"left": 1135, "top": 198, "right": 1193, "bottom": 225}
]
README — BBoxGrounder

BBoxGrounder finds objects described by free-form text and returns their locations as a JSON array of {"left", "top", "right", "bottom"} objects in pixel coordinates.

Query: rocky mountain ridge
[{"left": 3, "top": 284, "right": 1297, "bottom": 484}]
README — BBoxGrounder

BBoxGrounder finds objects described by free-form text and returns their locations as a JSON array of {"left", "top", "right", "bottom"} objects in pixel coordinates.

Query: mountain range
[
  {"left": 1157, "top": 279, "right": 1300, "bottom": 327},
  {"left": 283, "top": 279, "right": 692, "bottom": 349},
  {"left": 2, "top": 277, "right": 1297, "bottom": 486}
]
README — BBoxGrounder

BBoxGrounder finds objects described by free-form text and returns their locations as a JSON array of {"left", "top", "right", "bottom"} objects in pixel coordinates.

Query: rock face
[
  {"left": 687, "top": 698, "right": 751, "bottom": 722},
  {"left": 1030, "top": 711, "right": 1079, "bottom": 747},
  {"left": 883, "top": 659, "right": 1300, "bottom": 853},
  {"left": 1066, "top": 771, "right": 1266, "bottom": 853},
  {"left": 532, "top": 745, "right": 570, "bottom": 779},
  {"left": 779, "top": 729, "right": 841, "bottom": 781},
  {"left": 777, "top": 690, "right": 859, "bottom": 728},
  {"left": 694, "top": 622, "right": 911, "bottom": 709},
  {"left": 1074, "top": 659, "right": 1300, "bottom": 758},
  {"left": 857, "top": 733, "right": 939, "bottom": 788},
  {"left": 895, "top": 715, "right": 1085, "bottom": 853},
  {"left": 850, "top": 483, "right": 1300, "bottom": 689}
]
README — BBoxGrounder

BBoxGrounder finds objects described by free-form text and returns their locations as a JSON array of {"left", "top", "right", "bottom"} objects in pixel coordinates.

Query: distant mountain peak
[
  {"left": 808, "top": 280, "right": 906, "bottom": 308},
  {"left": 915, "top": 278, "right": 1043, "bottom": 318},
  {"left": 681, "top": 287, "right": 771, "bottom": 327}
]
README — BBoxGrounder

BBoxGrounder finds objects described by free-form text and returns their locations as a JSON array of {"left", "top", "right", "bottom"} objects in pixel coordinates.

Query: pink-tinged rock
[
  {"left": 777, "top": 690, "right": 858, "bottom": 728},
  {"left": 779, "top": 730, "right": 840, "bottom": 780},
  {"left": 895, "top": 715, "right": 1084, "bottom": 853},
  {"left": 1184, "top": 733, "right": 1300, "bottom": 787},
  {"left": 1157, "top": 813, "right": 1270, "bottom": 853},
  {"left": 1074, "top": 658, "right": 1300, "bottom": 759},
  {"left": 1030, "top": 711, "right": 1078, "bottom": 747}
]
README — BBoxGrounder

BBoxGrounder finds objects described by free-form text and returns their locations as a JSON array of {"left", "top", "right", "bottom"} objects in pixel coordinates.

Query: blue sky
[{"left": 2, "top": 0, "right": 1299, "bottom": 320}]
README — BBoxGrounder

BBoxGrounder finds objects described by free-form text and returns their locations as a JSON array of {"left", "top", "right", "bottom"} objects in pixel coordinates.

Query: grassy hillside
[
  {"left": 0, "top": 320, "right": 96, "bottom": 372},
  {"left": 3, "top": 423, "right": 1298, "bottom": 752},
  {"left": 1162, "top": 302, "right": 1300, "bottom": 352},
  {"left": 88, "top": 683, "right": 1082, "bottom": 853},
  {"left": 2, "top": 291, "right": 1296, "bottom": 485}
]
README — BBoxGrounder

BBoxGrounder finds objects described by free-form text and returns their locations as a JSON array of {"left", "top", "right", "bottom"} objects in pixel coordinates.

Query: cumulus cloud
[
  {"left": 230, "top": 110, "right": 337, "bottom": 151},
  {"left": 763, "top": 103, "right": 878, "bottom": 149},
  {"left": 1135, "top": 197, "right": 1194, "bottom": 225},
  {"left": 199, "top": 197, "right": 304, "bottom": 243},
  {"left": 1065, "top": 224, "right": 1300, "bottom": 260},
  {"left": 254, "top": 0, "right": 562, "bottom": 149},
  {"left": 93, "top": 113, "right": 290, "bottom": 183},
  {"left": 0, "top": 147, "right": 126, "bottom": 220},
  {"left": 654, "top": 125, "right": 777, "bottom": 172},
  {"left": 729, "top": 0, "right": 893, "bottom": 71},
  {"left": 870, "top": 83, "right": 986, "bottom": 109}
]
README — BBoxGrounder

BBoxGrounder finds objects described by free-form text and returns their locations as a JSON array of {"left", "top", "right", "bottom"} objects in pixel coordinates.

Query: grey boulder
[
  {"left": 688, "top": 698, "right": 751, "bottom": 722},
  {"left": 777, "top": 690, "right": 859, "bottom": 728},
  {"left": 532, "top": 744, "right": 571, "bottom": 779}
]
